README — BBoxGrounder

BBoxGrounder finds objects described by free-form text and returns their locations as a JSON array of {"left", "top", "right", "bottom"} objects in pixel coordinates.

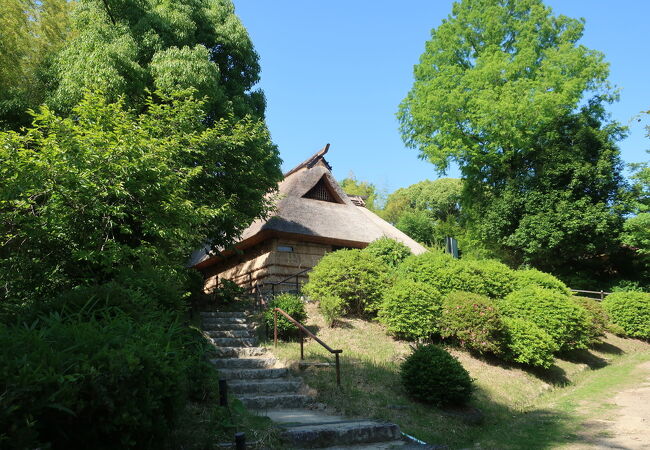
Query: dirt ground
[{"left": 569, "top": 361, "right": 650, "bottom": 449}]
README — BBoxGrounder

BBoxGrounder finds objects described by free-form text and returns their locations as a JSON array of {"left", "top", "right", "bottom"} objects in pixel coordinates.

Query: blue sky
[{"left": 233, "top": 1, "right": 650, "bottom": 194}]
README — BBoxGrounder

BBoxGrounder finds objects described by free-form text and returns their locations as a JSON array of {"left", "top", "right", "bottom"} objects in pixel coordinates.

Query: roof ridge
[{"left": 283, "top": 143, "right": 330, "bottom": 177}]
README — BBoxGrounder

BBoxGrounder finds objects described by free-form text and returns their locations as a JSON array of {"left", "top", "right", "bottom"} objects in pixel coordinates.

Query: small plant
[
  {"left": 319, "top": 295, "right": 345, "bottom": 327},
  {"left": 400, "top": 344, "right": 474, "bottom": 406},
  {"left": 500, "top": 286, "right": 591, "bottom": 351},
  {"left": 572, "top": 296, "right": 609, "bottom": 343},
  {"left": 502, "top": 317, "right": 558, "bottom": 368},
  {"left": 602, "top": 291, "right": 650, "bottom": 339},
  {"left": 264, "top": 293, "right": 307, "bottom": 340},
  {"left": 440, "top": 291, "right": 506, "bottom": 355},
  {"left": 513, "top": 268, "right": 570, "bottom": 295},
  {"left": 213, "top": 279, "right": 244, "bottom": 304},
  {"left": 363, "top": 237, "right": 412, "bottom": 267},
  {"left": 303, "top": 249, "right": 390, "bottom": 316},
  {"left": 378, "top": 278, "right": 442, "bottom": 340}
]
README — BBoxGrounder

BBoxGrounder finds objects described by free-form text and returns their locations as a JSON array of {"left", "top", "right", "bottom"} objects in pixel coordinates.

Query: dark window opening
[{"left": 303, "top": 177, "right": 341, "bottom": 203}]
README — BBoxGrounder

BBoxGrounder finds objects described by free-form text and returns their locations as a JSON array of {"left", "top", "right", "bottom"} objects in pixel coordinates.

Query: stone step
[
  {"left": 218, "top": 367, "right": 290, "bottom": 380},
  {"left": 318, "top": 441, "right": 411, "bottom": 449},
  {"left": 210, "top": 337, "right": 258, "bottom": 347},
  {"left": 238, "top": 393, "right": 311, "bottom": 409},
  {"left": 200, "top": 311, "right": 248, "bottom": 318},
  {"left": 210, "top": 357, "right": 277, "bottom": 369},
  {"left": 228, "top": 378, "right": 303, "bottom": 395},
  {"left": 202, "top": 317, "right": 248, "bottom": 324},
  {"left": 206, "top": 329, "right": 253, "bottom": 338},
  {"left": 211, "top": 346, "right": 268, "bottom": 358},
  {"left": 203, "top": 322, "right": 252, "bottom": 331},
  {"left": 280, "top": 421, "right": 402, "bottom": 449}
]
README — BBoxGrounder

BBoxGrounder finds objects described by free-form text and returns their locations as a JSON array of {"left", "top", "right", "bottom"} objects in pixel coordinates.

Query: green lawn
[{"left": 265, "top": 302, "right": 650, "bottom": 449}]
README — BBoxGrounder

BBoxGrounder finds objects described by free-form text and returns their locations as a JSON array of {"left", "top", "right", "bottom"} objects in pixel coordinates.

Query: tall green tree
[
  {"left": 339, "top": 173, "right": 383, "bottom": 211},
  {"left": 0, "top": 92, "right": 281, "bottom": 307},
  {"left": 0, "top": 0, "right": 70, "bottom": 128},
  {"left": 383, "top": 178, "right": 463, "bottom": 247},
  {"left": 45, "top": 0, "right": 263, "bottom": 122},
  {"left": 398, "top": 0, "right": 629, "bottom": 279}
]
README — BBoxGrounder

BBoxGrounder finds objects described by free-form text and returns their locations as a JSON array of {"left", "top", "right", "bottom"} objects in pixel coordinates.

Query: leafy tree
[
  {"left": 0, "top": 92, "right": 281, "bottom": 309},
  {"left": 383, "top": 178, "right": 463, "bottom": 246},
  {"left": 339, "top": 173, "right": 382, "bottom": 211},
  {"left": 0, "top": 0, "right": 70, "bottom": 128},
  {"left": 398, "top": 0, "right": 628, "bottom": 278}
]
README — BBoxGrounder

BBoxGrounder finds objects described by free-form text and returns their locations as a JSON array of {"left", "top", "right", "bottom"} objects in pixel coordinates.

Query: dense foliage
[
  {"left": 602, "top": 292, "right": 650, "bottom": 339},
  {"left": 399, "top": 253, "right": 516, "bottom": 299},
  {"left": 514, "top": 269, "right": 570, "bottom": 295},
  {"left": 401, "top": 345, "right": 474, "bottom": 406},
  {"left": 573, "top": 296, "right": 609, "bottom": 343},
  {"left": 303, "top": 249, "right": 390, "bottom": 315},
  {"left": 398, "top": 0, "right": 629, "bottom": 282},
  {"left": 319, "top": 295, "right": 345, "bottom": 328},
  {"left": 440, "top": 292, "right": 505, "bottom": 355},
  {"left": 339, "top": 174, "right": 382, "bottom": 211},
  {"left": 363, "top": 237, "right": 412, "bottom": 267},
  {"left": 0, "top": 309, "right": 214, "bottom": 450},
  {"left": 502, "top": 317, "right": 558, "bottom": 368},
  {"left": 500, "top": 287, "right": 591, "bottom": 351},
  {"left": 378, "top": 278, "right": 442, "bottom": 340},
  {"left": 264, "top": 293, "right": 307, "bottom": 340},
  {"left": 383, "top": 178, "right": 463, "bottom": 247},
  {"left": 0, "top": 92, "right": 280, "bottom": 310}
]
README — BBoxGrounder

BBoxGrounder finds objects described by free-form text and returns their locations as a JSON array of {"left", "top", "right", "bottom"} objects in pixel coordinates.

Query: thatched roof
[{"left": 191, "top": 145, "right": 427, "bottom": 268}]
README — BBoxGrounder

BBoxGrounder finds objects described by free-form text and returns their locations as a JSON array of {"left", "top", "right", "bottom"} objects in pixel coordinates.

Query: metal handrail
[
  {"left": 244, "top": 268, "right": 311, "bottom": 297},
  {"left": 273, "top": 307, "right": 342, "bottom": 387}
]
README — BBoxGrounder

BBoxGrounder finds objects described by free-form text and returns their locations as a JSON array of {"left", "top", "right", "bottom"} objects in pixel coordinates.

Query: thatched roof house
[{"left": 191, "top": 145, "right": 426, "bottom": 293}]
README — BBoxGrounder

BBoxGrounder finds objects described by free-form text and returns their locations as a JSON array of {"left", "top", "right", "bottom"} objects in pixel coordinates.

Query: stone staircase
[{"left": 201, "top": 311, "right": 421, "bottom": 449}]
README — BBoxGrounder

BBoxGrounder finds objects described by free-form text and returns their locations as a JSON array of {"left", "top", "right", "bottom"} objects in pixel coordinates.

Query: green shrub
[
  {"left": 319, "top": 295, "right": 345, "bottom": 327},
  {"left": 0, "top": 311, "right": 213, "bottom": 450},
  {"left": 440, "top": 292, "right": 506, "bottom": 355},
  {"left": 363, "top": 237, "right": 412, "bottom": 267},
  {"left": 378, "top": 278, "right": 442, "bottom": 340},
  {"left": 502, "top": 317, "right": 558, "bottom": 368},
  {"left": 514, "top": 268, "right": 570, "bottom": 295},
  {"left": 500, "top": 287, "right": 591, "bottom": 351},
  {"left": 602, "top": 292, "right": 650, "bottom": 339},
  {"left": 303, "top": 249, "right": 390, "bottom": 315},
  {"left": 400, "top": 345, "right": 474, "bottom": 406},
  {"left": 264, "top": 293, "right": 306, "bottom": 340},
  {"left": 573, "top": 296, "right": 609, "bottom": 343},
  {"left": 399, "top": 253, "right": 516, "bottom": 299}
]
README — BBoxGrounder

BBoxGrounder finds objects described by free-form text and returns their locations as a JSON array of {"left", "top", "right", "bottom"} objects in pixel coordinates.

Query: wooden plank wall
[{"left": 202, "top": 238, "right": 331, "bottom": 292}]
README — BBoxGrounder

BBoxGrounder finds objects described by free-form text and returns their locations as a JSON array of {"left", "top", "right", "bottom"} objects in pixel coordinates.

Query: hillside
[{"left": 266, "top": 302, "right": 650, "bottom": 449}]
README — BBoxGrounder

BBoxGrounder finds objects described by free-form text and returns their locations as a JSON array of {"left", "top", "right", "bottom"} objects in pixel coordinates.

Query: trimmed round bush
[
  {"left": 319, "top": 295, "right": 345, "bottom": 327},
  {"left": 400, "top": 345, "right": 474, "bottom": 406},
  {"left": 363, "top": 237, "right": 412, "bottom": 267},
  {"left": 440, "top": 291, "right": 506, "bottom": 355},
  {"left": 500, "top": 287, "right": 591, "bottom": 351},
  {"left": 264, "top": 293, "right": 306, "bottom": 340},
  {"left": 303, "top": 249, "right": 390, "bottom": 315},
  {"left": 602, "top": 291, "right": 650, "bottom": 339},
  {"left": 502, "top": 317, "right": 558, "bottom": 368},
  {"left": 399, "top": 253, "right": 516, "bottom": 299},
  {"left": 573, "top": 296, "right": 609, "bottom": 343},
  {"left": 514, "top": 268, "right": 570, "bottom": 295},
  {"left": 378, "top": 278, "right": 442, "bottom": 340}
]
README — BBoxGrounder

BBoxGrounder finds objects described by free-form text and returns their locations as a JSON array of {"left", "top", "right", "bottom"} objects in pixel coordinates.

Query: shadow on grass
[
  {"left": 591, "top": 340, "right": 624, "bottom": 355},
  {"left": 290, "top": 353, "right": 596, "bottom": 449},
  {"left": 558, "top": 348, "right": 610, "bottom": 369}
]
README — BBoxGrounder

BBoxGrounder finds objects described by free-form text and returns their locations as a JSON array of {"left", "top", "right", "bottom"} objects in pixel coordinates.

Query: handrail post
[
  {"left": 335, "top": 353, "right": 341, "bottom": 387},
  {"left": 271, "top": 283, "right": 275, "bottom": 297},
  {"left": 295, "top": 275, "right": 299, "bottom": 294},
  {"left": 600, "top": 290, "right": 604, "bottom": 301},
  {"left": 274, "top": 309, "right": 278, "bottom": 348},
  {"left": 300, "top": 330, "right": 304, "bottom": 360}
]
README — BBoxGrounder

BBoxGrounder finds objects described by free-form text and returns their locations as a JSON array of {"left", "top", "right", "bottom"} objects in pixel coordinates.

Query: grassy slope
[{"left": 266, "top": 303, "right": 650, "bottom": 449}]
